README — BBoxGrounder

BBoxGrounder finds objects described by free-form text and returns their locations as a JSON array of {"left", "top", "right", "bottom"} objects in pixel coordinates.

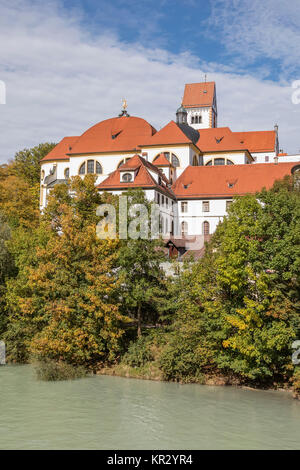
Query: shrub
[
  {"left": 122, "top": 335, "right": 154, "bottom": 367},
  {"left": 34, "top": 359, "right": 88, "bottom": 381}
]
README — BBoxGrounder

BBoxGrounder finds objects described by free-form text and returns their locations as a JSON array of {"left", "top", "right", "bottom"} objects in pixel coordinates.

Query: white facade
[
  {"left": 203, "top": 152, "right": 252, "bottom": 166},
  {"left": 252, "top": 151, "right": 277, "bottom": 163},
  {"left": 176, "top": 198, "right": 232, "bottom": 238},
  {"left": 187, "top": 107, "right": 211, "bottom": 130}
]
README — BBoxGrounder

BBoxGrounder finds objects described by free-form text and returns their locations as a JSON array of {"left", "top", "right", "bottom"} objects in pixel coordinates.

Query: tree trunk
[{"left": 137, "top": 305, "right": 142, "bottom": 337}]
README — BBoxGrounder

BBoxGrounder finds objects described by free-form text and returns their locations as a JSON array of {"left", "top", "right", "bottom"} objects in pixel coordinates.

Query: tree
[
  {"left": 5, "top": 176, "right": 128, "bottom": 366},
  {"left": 0, "top": 218, "right": 14, "bottom": 336},
  {"left": 162, "top": 176, "right": 300, "bottom": 384},
  {"left": 118, "top": 189, "right": 166, "bottom": 337},
  {"left": 14, "top": 142, "right": 56, "bottom": 186}
]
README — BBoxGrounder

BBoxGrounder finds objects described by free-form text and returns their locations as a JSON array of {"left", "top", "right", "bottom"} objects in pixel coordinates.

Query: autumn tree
[
  {"left": 5, "top": 176, "right": 128, "bottom": 366},
  {"left": 117, "top": 189, "right": 166, "bottom": 337}
]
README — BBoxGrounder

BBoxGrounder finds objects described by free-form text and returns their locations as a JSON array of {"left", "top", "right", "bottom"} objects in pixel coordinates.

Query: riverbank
[{"left": 97, "top": 363, "right": 299, "bottom": 400}]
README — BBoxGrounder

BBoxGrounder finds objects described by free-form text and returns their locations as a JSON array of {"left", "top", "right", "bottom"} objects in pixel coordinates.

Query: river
[{"left": 0, "top": 365, "right": 299, "bottom": 449}]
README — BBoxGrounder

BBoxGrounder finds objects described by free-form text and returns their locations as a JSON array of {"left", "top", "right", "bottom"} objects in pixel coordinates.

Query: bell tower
[{"left": 181, "top": 81, "right": 217, "bottom": 130}]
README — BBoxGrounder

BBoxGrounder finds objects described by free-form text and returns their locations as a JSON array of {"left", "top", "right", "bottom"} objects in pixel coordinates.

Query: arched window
[
  {"left": 227, "top": 159, "right": 234, "bottom": 165},
  {"left": 79, "top": 162, "right": 85, "bottom": 174},
  {"left": 198, "top": 115, "right": 202, "bottom": 123},
  {"left": 96, "top": 161, "right": 102, "bottom": 174},
  {"left": 121, "top": 173, "right": 132, "bottom": 182},
  {"left": 214, "top": 158, "right": 226, "bottom": 165},
  {"left": 181, "top": 221, "right": 188, "bottom": 237},
  {"left": 171, "top": 154, "right": 180, "bottom": 167},
  {"left": 191, "top": 116, "right": 195, "bottom": 124},
  {"left": 205, "top": 160, "right": 212, "bottom": 166},
  {"left": 64, "top": 168, "right": 70, "bottom": 179},
  {"left": 87, "top": 160, "right": 94, "bottom": 173},
  {"left": 79, "top": 160, "right": 102, "bottom": 175},
  {"left": 203, "top": 221, "right": 210, "bottom": 235},
  {"left": 153, "top": 152, "right": 180, "bottom": 168}
]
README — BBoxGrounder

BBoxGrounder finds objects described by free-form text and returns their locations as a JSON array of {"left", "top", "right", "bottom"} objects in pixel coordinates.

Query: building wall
[
  {"left": 98, "top": 188, "right": 175, "bottom": 239},
  {"left": 278, "top": 154, "right": 300, "bottom": 163},
  {"left": 251, "top": 151, "right": 276, "bottom": 163},
  {"left": 186, "top": 107, "right": 211, "bottom": 129},
  {"left": 176, "top": 198, "right": 233, "bottom": 236},
  {"left": 203, "top": 152, "right": 251, "bottom": 166}
]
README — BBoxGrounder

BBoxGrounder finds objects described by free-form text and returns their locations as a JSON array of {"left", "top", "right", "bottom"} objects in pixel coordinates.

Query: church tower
[{"left": 181, "top": 81, "right": 217, "bottom": 130}]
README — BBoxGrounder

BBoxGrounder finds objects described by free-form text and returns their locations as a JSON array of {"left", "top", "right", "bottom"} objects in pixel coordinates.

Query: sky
[{"left": 0, "top": 0, "right": 300, "bottom": 162}]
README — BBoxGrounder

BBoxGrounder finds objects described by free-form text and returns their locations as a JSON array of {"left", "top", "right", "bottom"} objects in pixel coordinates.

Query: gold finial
[{"left": 122, "top": 98, "right": 128, "bottom": 110}]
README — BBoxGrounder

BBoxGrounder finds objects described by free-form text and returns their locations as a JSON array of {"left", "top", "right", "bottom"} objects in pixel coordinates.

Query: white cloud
[
  {"left": 208, "top": 0, "right": 300, "bottom": 73},
  {"left": 0, "top": 0, "right": 299, "bottom": 163}
]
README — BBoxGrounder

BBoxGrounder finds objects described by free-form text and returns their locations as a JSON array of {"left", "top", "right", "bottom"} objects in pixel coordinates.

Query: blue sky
[
  {"left": 60, "top": 0, "right": 300, "bottom": 81},
  {"left": 0, "top": 0, "right": 300, "bottom": 161}
]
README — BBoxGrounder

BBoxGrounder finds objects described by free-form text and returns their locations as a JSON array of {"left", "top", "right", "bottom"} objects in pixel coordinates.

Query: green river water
[{"left": 0, "top": 365, "right": 299, "bottom": 450}]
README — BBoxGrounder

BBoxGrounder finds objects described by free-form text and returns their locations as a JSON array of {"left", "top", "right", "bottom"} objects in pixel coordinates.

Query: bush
[
  {"left": 122, "top": 335, "right": 154, "bottom": 367},
  {"left": 34, "top": 359, "right": 88, "bottom": 381}
]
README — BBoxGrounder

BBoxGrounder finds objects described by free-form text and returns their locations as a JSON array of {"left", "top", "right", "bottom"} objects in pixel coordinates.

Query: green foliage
[
  {"left": 123, "top": 335, "right": 155, "bottom": 367},
  {"left": 161, "top": 177, "right": 300, "bottom": 384},
  {"left": 34, "top": 359, "right": 87, "bottom": 381},
  {"left": 14, "top": 143, "right": 56, "bottom": 186},
  {"left": 118, "top": 188, "right": 167, "bottom": 337}
]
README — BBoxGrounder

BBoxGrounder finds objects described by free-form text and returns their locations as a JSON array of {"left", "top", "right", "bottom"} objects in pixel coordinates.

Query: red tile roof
[
  {"left": 152, "top": 153, "right": 173, "bottom": 167},
  {"left": 41, "top": 136, "right": 78, "bottom": 161},
  {"left": 197, "top": 127, "right": 248, "bottom": 153},
  {"left": 67, "top": 116, "right": 156, "bottom": 155},
  {"left": 172, "top": 162, "right": 296, "bottom": 198},
  {"left": 182, "top": 82, "right": 215, "bottom": 108},
  {"left": 97, "top": 154, "right": 175, "bottom": 198},
  {"left": 233, "top": 131, "right": 276, "bottom": 153},
  {"left": 140, "top": 120, "right": 197, "bottom": 147}
]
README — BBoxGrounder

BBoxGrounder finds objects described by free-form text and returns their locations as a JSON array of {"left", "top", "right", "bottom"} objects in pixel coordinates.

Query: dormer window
[{"left": 121, "top": 172, "right": 133, "bottom": 182}]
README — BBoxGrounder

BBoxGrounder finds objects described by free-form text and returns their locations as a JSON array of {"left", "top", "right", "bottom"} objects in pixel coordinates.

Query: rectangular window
[
  {"left": 226, "top": 200, "right": 232, "bottom": 211},
  {"left": 87, "top": 160, "right": 94, "bottom": 173},
  {"left": 162, "top": 196, "right": 164, "bottom": 206},
  {"left": 166, "top": 198, "right": 169, "bottom": 208},
  {"left": 202, "top": 201, "right": 210, "bottom": 212},
  {"left": 265, "top": 156, "right": 269, "bottom": 162},
  {"left": 157, "top": 193, "right": 160, "bottom": 204},
  {"left": 181, "top": 202, "right": 188, "bottom": 213}
]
